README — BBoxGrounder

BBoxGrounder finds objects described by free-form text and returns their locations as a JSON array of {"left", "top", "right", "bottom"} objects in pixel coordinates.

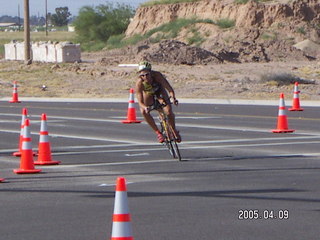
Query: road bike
[{"left": 148, "top": 98, "right": 182, "bottom": 161}]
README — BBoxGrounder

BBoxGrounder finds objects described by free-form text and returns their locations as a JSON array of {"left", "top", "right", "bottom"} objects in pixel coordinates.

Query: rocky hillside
[{"left": 124, "top": 0, "right": 320, "bottom": 64}]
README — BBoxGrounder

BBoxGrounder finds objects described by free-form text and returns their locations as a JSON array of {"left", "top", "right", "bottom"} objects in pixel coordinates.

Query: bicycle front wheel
[
  {"left": 171, "top": 140, "right": 181, "bottom": 161},
  {"left": 165, "top": 140, "right": 176, "bottom": 158},
  {"left": 160, "top": 116, "right": 182, "bottom": 161}
]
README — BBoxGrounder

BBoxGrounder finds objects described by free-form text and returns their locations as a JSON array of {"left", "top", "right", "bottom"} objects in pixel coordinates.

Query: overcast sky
[{"left": 0, "top": 0, "right": 148, "bottom": 17}]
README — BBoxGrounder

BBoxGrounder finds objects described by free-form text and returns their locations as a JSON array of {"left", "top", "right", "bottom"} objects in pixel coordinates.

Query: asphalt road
[{"left": 0, "top": 100, "right": 320, "bottom": 240}]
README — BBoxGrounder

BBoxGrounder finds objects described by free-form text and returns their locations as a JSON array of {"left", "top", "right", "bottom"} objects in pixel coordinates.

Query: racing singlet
[{"left": 142, "top": 80, "right": 160, "bottom": 96}]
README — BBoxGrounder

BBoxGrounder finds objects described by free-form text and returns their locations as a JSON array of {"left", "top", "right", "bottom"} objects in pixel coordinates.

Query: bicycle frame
[
  {"left": 157, "top": 106, "right": 181, "bottom": 161},
  {"left": 147, "top": 97, "right": 181, "bottom": 161}
]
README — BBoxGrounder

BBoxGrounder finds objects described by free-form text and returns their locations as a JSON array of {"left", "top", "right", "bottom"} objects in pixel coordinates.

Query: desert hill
[{"left": 123, "top": 0, "right": 320, "bottom": 64}]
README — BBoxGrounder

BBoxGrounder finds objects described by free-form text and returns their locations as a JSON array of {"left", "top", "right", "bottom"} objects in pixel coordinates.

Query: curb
[{"left": 0, "top": 97, "right": 319, "bottom": 106}]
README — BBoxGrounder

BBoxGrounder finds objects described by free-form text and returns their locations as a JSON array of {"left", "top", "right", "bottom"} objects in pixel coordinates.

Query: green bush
[
  {"left": 106, "top": 17, "right": 214, "bottom": 49},
  {"left": 80, "top": 41, "right": 107, "bottom": 52},
  {"left": 296, "top": 27, "right": 306, "bottom": 35},
  {"left": 146, "top": 17, "right": 213, "bottom": 38},
  {"left": 216, "top": 18, "right": 235, "bottom": 29},
  {"left": 106, "top": 34, "right": 145, "bottom": 49},
  {"left": 234, "top": 0, "right": 273, "bottom": 3},
  {"left": 142, "top": 0, "right": 201, "bottom": 7},
  {"left": 234, "top": 0, "right": 250, "bottom": 3},
  {"left": 73, "top": 3, "right": 134, "bottom": 46},
  {"left": 187, "top": 28, "right": 204, "bottom": 46}
]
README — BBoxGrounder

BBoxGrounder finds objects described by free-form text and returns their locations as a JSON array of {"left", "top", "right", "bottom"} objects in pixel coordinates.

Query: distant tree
[
  {"left": 51, "top": 7, "right": 71, "bottom": 26},
  {"left": 0, "top": 15, "right": 22, "bottom": 24},
  {"left": 73, "top": 3, "right": 134, "bottom": 43},
  {"left": 30, "top": 15, "right": 45, "bottom": 26}
]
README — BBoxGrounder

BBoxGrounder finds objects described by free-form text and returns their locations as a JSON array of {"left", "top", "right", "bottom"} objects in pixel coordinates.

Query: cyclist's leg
[
  {"left": 158, "top": 91, "right": 181, "bottom": 142},
  {"left": 139, "top": 93, "right": 164, "bottom": 142}
]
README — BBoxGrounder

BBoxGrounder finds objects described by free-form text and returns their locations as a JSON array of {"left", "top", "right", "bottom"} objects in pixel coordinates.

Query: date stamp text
[{"left": 238, "top": 209, "right": 289, "bottom": 220}]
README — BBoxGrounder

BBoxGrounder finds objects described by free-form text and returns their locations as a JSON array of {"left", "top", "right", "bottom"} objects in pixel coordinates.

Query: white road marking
[
  {"left": 41, "top": 159, "right": 174, "bottom": 168},
  {"left": 28, "top": 152, "right": 320, "bottom": 169},
  {"left": 98, "top": 183, "right": 115, "bottom": 187},
  {"left": 175, "top": 116, "right": 221, "bottom": 119},
  {"left": 99, "top": 182, "right": 133, "bottom": 187},
  {"left": 125, "top": 153, "right": 150, "bottom": 157},
  {"left": 0, "top": 128, "right": 150, "bottom": 144},
  {"left": 2, "top": 113, "right": 320, "bottom": 135},
  {"left": 181, "top": 140, "right": 320, "bottom": 150},
  {"left": 181, "top": 135, "right": 320, "bottom": 145}
]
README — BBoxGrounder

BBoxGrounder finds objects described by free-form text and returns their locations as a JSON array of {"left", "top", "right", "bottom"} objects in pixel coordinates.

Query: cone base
[
  {"left": 12, "top": 151, "right": 21, "bottom": 157},
  {"left": 34, "top": 160, "right": 61, "bottom": 165},
  {"left": 288, "top": 108, "right": 304, "bottom": 111},
  {"left": 121, "top": 120, "right": 142, "bottom": 124},
  {"left": 13, "top": 169, "right": 42, "bottom": 174},
  {"left": 111, "top": 237, "right": 133, "bottom": 240},
  {"left": 9, "top": 100, "right": 21, "bottom": 103},
  {"left": 272, "top": 129, "right": 295, "bottom": 133},
  {"left": 13, "top": 151, "right": 37, "bottom": 157}
]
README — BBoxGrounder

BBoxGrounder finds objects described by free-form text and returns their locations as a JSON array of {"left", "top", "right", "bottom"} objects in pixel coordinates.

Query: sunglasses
[{"left": 139, "top": 73, "right": 150, "bottom": 77}]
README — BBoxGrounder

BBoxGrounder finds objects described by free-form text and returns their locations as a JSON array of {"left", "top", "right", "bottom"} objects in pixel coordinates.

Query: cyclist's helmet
[{"left": 138, "top": 61, "right": 152, "bottom": 72}]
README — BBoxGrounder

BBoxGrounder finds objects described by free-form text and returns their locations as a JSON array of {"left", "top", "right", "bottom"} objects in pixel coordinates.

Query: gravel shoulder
[{"left": 0, "top": 56, "right": 319, "bottom": 102}]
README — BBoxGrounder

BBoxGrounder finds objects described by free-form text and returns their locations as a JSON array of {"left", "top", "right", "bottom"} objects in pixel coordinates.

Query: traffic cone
[
  {"left": 272, "top": 93, "right": 295, "bottom": 133},
  {"left": 122, "top": 88, "right": 142, "bottom": 124},
  {"left": 289, "top": 82, "right": 303, "bottom": 111},
  {"left": 13, "top": 119, "right": 42, "bottom": 174},
  {"left": 0, "top": 178, "right": 5, "bottom": 183},
  {"left": 34, "top": 114, "right": 61, "bottom": 165},
  {"left": 13, "top": 108, "right": 28, "bottom": 157},
  {"left": 9, "top": 81, "right": 21, "bottom": 103},
  {"left": 111, "top": 177, "right": 134, "bottom": 240}
]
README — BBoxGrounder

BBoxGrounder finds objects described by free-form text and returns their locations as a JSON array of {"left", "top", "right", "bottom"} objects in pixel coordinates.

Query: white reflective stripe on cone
[
  {"left": 114, "top": 191, "right": 130, "bottom": 214},
  {"left": 22, "top": 140, "right": 32, "bottom": 150},
  {"left": 128, "top": 102, "right": 135, "bottom": 108},
  {"left": 278, "top": 109, "right": 286, "bottom": 116},
  {"left": 111, "top": 222, "right": 133, "bottom": 238},
  {"left": 39, "top": 134, "right": 49, "bottom": 143},
  {"left": 279, "top": 99, "right": 285, "bottom": 107},
  {"left": 40, "top": 120, "right": 48, "bottom": 132}
]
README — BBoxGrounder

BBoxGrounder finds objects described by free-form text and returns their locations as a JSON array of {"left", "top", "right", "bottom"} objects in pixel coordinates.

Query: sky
[{"left": 0, "top": 0, "right": 148, "bottom": 17}]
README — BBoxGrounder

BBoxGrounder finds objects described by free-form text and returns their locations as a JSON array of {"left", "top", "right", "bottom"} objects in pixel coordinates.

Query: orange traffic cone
[
  {"left": 13, "top": 108, "right": 28, "bottom": 157},
  {"left": 13, "top": 119, "right": 42, "bottom": 174},
  {"left": 34, "top": 114, "right": 61, "bottom": 165},
  {"left": 289, "top": 82, "right": 303, "bottom": 111},
  {"left": 111, "top": 177, "right": 134, "bottom": 240},
  {"left": 272, "top": 93, "right": 295, "bottom": 133},
  {"left": 122, "top": 88, "right": 141, "bottom": 124},
  {"left": 9, "top": 81, "right": 21, "bottom": 103}
]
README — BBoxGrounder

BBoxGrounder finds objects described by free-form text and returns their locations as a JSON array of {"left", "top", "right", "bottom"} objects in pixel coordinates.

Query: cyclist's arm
[
  {"left": 135, "top": 80, "right": 149, "bottom": 112},
  {"left": 155, "top": 72, "right": 178, "bottom": 104}
]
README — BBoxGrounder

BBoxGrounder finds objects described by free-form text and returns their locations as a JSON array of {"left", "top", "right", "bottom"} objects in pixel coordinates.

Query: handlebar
[{"left": 145, "top": 97, "right": 178, "bottom": 114}]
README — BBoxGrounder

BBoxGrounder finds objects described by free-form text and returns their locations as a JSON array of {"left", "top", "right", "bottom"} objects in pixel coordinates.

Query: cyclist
[{"left": 135, "top": 61, "right": 181, "bottom": 143}]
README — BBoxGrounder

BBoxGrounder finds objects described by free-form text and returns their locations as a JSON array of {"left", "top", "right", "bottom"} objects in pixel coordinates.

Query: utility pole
[
  {"left": 24, "top": 0, "right": 32, "bottom": 65},
  {"left": 45, "top": 0, "right": 48, "bottom": 36},
  {"left": 18, "top": 4, "right": 21, "bottom": 31}
]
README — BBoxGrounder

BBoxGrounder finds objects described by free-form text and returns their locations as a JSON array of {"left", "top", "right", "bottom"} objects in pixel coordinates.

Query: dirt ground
[{"left": 1, "top": 55, "right": 319, "bottom": 102}]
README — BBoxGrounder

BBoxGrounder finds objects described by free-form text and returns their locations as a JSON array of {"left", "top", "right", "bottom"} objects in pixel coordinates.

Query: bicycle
[{"left": 147, "top": 98, "right": 182, "bottom": 161}]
